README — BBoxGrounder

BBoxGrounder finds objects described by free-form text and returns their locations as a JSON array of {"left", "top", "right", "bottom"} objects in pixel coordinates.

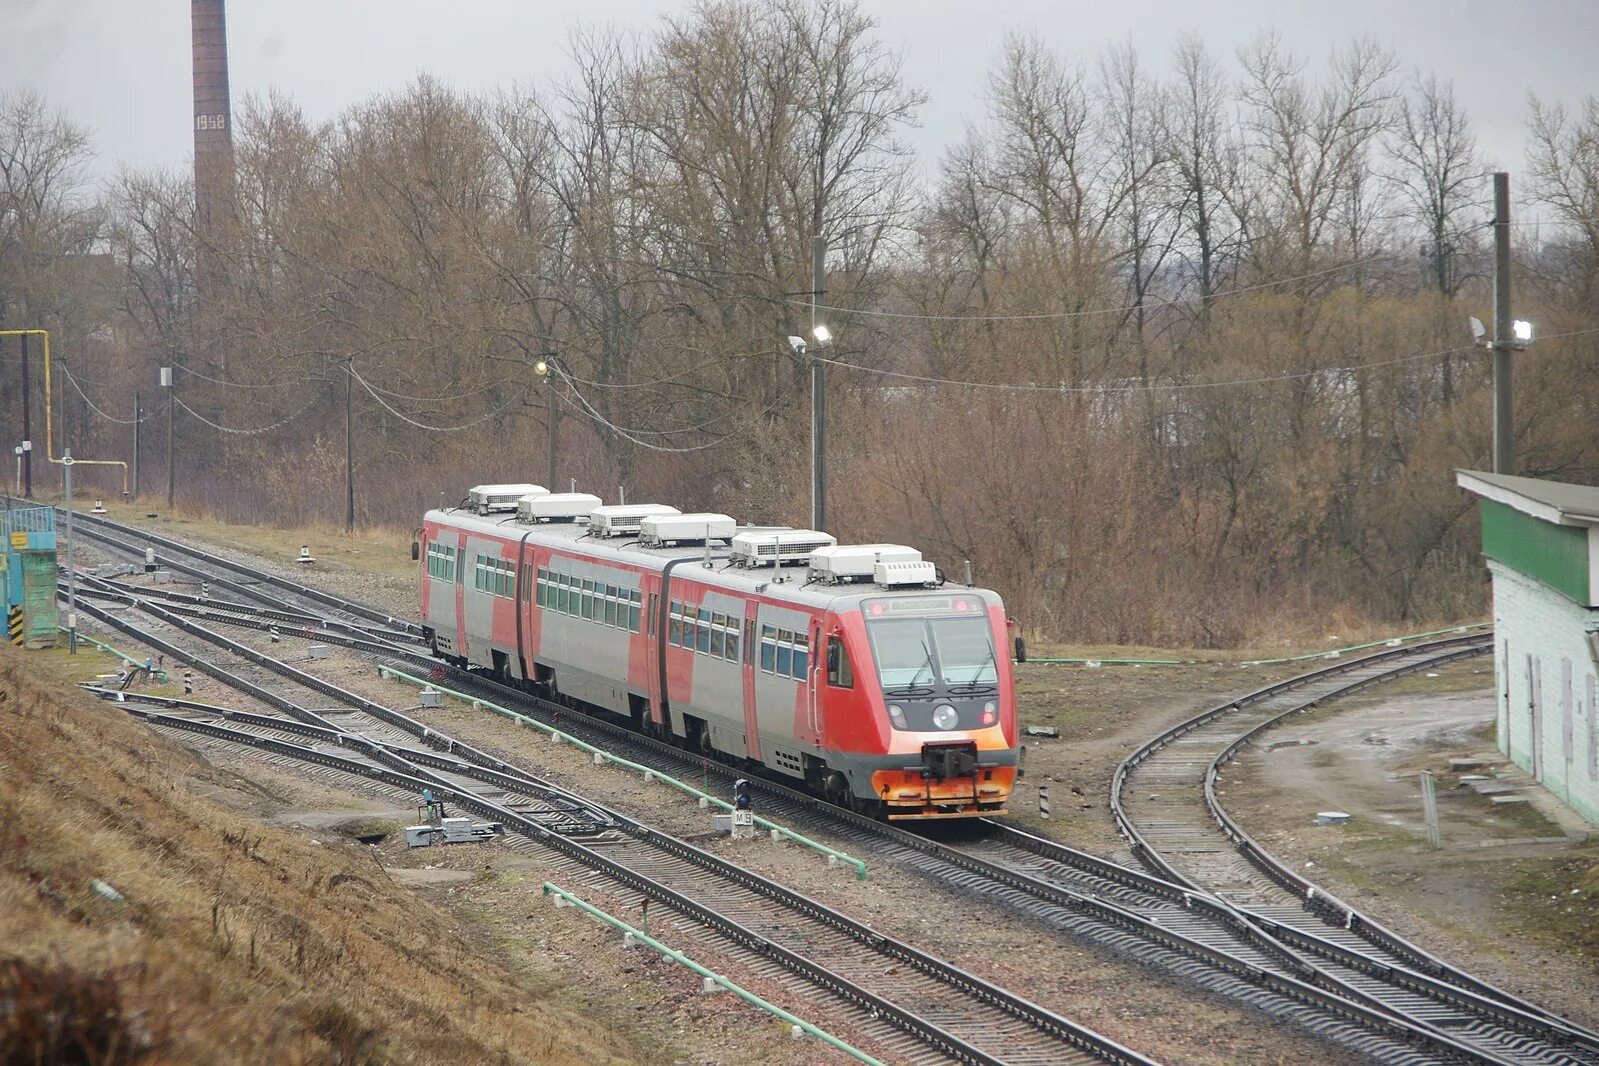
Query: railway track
[
  {"left": 71, "top": 589, "right": 1146, "bottom": 1066},
  {"left": 56, "top": 514, "right": 1599, "bottom": 1063},
  {"left": 1114, "top": 636, "right": 1599, "bottom": 1065},
  {"left": 16, "top": 498, "right": 424, "bottom": 646}
]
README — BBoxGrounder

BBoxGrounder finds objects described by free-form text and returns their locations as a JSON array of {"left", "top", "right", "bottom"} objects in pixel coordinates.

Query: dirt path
[
  {"left": 1007, "top": 658, "right": 1301, "bottom": 856},
  {"left": 1223, "top": 661, "right": 1599, "bottom": 1030}
]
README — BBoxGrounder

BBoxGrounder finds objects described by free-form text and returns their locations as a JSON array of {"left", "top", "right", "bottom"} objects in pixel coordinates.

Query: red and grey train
[{"left": 418, "top": 485, "right": 1019, "bottom": 819}]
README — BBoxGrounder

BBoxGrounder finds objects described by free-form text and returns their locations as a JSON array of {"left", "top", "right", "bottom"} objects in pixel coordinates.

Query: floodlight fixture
[
  {"left": 787, "top": 335, "right": 807, "bottom": 354},
  {"left": 811, "top": 324, "right": 833, "bottom": 346},
  {"left": 1468, "top": 316, "right": 1487, "bottom": 346},
  {"left": 1512, "top": 319, "right": 1533, "bottom": 345},
  {"left": 533, "top": 358, "right": 550, "bottom": 376}
]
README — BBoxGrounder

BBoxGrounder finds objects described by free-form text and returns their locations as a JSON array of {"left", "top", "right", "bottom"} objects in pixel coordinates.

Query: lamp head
[
  {"left": 786, "top": 335, "right": 807, "bottom": 354},
  {"left": 811, "top": 324, "right": 833, "bottom": 346}
]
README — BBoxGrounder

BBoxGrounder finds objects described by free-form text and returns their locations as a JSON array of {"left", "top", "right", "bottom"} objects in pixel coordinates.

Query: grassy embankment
[{"left": 0, "top": 642, "right": 639, "bottom": 1064}]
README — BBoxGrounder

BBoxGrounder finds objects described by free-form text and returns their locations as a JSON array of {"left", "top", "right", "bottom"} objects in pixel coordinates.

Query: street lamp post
[{"left": 533, "top": 358, "right": 555, "bottom": 488}]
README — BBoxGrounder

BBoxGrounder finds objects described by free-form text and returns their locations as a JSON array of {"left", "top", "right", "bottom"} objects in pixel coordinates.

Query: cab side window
[{"left": 826, "top": 635, "right": 854, "bottom": 689}]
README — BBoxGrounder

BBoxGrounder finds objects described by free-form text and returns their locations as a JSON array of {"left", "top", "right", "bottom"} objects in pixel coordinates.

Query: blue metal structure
[{"left": 2, "top": 506, "right": 58, "bottom": 646}]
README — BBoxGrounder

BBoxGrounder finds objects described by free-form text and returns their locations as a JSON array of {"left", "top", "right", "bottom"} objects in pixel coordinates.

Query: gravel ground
[
  {"left": 1222, "top": 661, "right": 1599, "bottom": 1032},
  {"left": 187, "top": 630, "right": 1367, "bottom": 1066},
  {"left": 69, "top": 521, "right": 1401, "bottom": 1063}
]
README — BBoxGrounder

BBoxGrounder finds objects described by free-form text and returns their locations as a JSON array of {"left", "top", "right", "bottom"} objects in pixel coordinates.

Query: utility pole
[
  {"left": 809, "top": 233, "right": 827, "bottom": 532},
  {"left": 63, "top": 451, "right": 77, "bottom": 654},
  {"left": 163, "top": 365, "right": 175, "bottom": 508},
  {"left": 344, "top": 358, "right": 355, "bottom": 532},
  {"left": 1491, "top": 172, "right": 1514, "bottom": 476},
  {"left": 20, "top": 333, "right": 31, "bottom": 497},
  {"left": 546, "top": 396, "right": 557, "bottom": 490},
  {"left": 132, "top": 391, "right": 141, "bottom": 498}
]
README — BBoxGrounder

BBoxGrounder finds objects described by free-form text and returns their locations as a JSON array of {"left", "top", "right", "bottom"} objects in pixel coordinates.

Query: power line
[
  {"left": 815, "top": 325, "right": 1599, "bottom": 396},
  {"left": 174, "top": 393, "right": 324, "bottom": 435},
  {"left": 62, "top": 366, "right": 148, "bottom": 425},
  {"left": 173, "top": 362, "right": 315, "bottom": 389},
  {"left": 550, "top": 364, "right": 778, "bottom": 453},
  {"left": 347, "top": 364, "right": 528, "bottom": 431},
  {"left": 790, "top": 253, "right": 1399, "bottom": 323},
  {"left": 356, "top": 374, "right": 519, "bottom": 403}
]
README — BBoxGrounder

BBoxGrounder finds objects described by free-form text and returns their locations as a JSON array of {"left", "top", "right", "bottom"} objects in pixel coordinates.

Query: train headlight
[
  {"left": 981, "top": 700, "right": 997, "bottom": 726},
  {"left": 932, "top": 704, "right": 959, "bottom": 730},
  {"left": 888, "top": 704, "right": 906, "bottom": 728}
]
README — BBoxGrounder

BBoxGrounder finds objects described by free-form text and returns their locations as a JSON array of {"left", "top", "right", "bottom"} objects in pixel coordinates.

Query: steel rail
[
  {"left": 408, "top": 662, "right": 1533, "bottom": 1065},
  {"left": 1113, "top": 635, "right": 1599, "bottom": 1061},
  {"left": 76, "top": 594, "right": 1145, "bottom": 1066},
  {"left": 108, "top": 571, "right": 1529, "bottom": 1064},
  {"left": 58, "top": 524, "right": 1595, "bottom": 1063},
  {"left": 121, "top": 712, "right": 1038, "bottom": 1066},
  {"left": 29, "top": 498, "right": 422, "bottom": 636}
]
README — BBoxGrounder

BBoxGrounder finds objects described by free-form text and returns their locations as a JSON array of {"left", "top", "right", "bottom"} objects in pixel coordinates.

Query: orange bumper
[{"left": 871, "top": 765, "right": 1016, "bottom": 820}]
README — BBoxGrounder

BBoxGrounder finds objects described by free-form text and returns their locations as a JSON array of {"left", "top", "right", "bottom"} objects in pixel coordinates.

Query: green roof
[
  {"left": 1456, "top": 470, "right": 1599, "bottom": 526},
  {"left": 1457, "top": 471, "right": 1599, "bottom": 607}
]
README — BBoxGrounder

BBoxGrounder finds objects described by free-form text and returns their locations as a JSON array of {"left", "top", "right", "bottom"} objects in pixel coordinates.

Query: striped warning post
[
  {"left": 1038, "top": 784, "right": 1051, "bottom": 821},
  {"left": 8, "top": 606, "right": 23, "bottom": 646}
]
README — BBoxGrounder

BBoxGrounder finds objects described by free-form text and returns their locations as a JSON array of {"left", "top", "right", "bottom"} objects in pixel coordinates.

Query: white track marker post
[
  {"left": 1420, "top": 770, "right": 1440, "bottom": 848},
  {"left": 1039, "top": 784, "right": 1051, "bottom": 820}
]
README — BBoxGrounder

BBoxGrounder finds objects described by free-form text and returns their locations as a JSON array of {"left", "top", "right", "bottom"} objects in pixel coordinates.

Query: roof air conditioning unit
[
  {"left": 639, "top": 512, "right": 737, "bottom": 546},
  {"left": 469, "top": 484, "right": 547, "bottom": 514},
  {"left": 517, "top": 492, "right": 603, "bottom": 523},
  {"left": 588, "top": 504, "right": 679, "bottom": 537},
  {"left": 875, "top": 560, "right": 939, "bottom": 587},
  {"left": 729, "top": 528, "right": 837, "bottom": 567},
  {"left": 809, "top": 544, "right": 922, "bottom": 584}
]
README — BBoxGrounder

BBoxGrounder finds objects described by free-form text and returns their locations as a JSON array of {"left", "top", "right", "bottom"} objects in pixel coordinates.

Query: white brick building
[{"left": 1458, "top": 471, "right": 1599, "bottom": 825}]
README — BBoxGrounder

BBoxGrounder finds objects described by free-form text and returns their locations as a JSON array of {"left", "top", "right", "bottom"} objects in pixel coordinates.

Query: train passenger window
[
  {"left": 760, "top": 625, "right": 776, "bottom": 672},
  {"left": 697, "top": 608, "right": 712, "bottom": 654},
  {"left": 629, "top": 590, "right": 642, "bottom": 632},
  {"left": 793, "top": 636, "right": 809, "bottom": 678},
  {"left": 536, "top": 568, "right": 548, "bottom": 606},
  {"left": 725, "top": 628, "right": 739, "bottom": 662},
  {"left": 604, "top": 589, "right": 618, "bottom": 627},
  {"left": 776, "top": 630, "right": 793, "bottom": 676},
  {"left": 556, "top": 576, "right": 570, "bottom": 614},
  {"left": 710, "top": 614, "right": 725, "bottom": 658},
  {"left": 668, "top": 603, "right": 682, "bottom": 646},
  {"left": 827, "top": 636, "right": 854, "bottom": 688}
]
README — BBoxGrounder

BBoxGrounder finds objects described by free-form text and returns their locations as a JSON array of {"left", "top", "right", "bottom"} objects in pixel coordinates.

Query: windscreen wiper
[
  {"left": 886, "top": 641, "right": 937, "bottom": 694},
  {"left": 949, "top": 647, "right": 998, "bottom": 691}
]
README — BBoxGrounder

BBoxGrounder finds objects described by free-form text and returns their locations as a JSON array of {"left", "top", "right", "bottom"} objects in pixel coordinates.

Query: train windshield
[{"left": 867, "top": 616, "right": 998, "bottom": 689}]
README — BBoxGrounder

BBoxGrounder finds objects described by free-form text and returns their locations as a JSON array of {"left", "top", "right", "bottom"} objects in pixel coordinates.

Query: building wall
[{"left": 1491, "top": 560, "right": 1599, "bottom": 824}]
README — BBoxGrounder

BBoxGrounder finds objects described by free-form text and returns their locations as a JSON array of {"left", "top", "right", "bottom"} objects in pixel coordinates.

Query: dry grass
[
  {"left": 43, "top": 491, "right": 417, "bottom": 582},
  {"left": 0, "top": 643, "right": 640, "bottom": 1065}
]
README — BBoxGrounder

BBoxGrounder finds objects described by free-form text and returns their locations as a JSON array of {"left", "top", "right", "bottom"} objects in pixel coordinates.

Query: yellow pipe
[{"left": 0, "top": 329, "right": 130, "bottom": 496}]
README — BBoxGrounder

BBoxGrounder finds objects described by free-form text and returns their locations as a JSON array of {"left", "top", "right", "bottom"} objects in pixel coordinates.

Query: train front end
[{"left": 824, "top": 589, "right": 1019, "bottom": 820}]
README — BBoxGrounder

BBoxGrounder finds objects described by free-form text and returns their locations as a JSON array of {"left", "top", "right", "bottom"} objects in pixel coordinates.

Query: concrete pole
[
  {"left": 344, "top": 360, "right": 355, "bottom": 533},
  {"left": 166, "top": 367, "right": 176, "bottom": 509},
  {"left": 809, "top": 234, "right": 827, "bottom": 532},
  {"left": 20, "top": 333, "right": 31, "bottom": 497},
  {"left": 1492, "top": 172, "right": 1514, "bottom": 476},
  {"left": 64, "top": 452, "right": 76, "bottom": 653},
  {"left": 546, "top": 390, "right": 557, "bottom": 490},
  {"left": 132, "top": 391, "right": 141, "bottom": 498}
]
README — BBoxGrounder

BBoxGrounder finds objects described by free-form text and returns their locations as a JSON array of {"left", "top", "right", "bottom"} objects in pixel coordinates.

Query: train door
[
  {"left": 806, "top": 619, "right": 823, "bottom": 743},
  {"left": 741, "top": 605, "right": 761, "bottom": 760},
  {"left": 646, "top": 589, "right": 662, "bottom": 726}
]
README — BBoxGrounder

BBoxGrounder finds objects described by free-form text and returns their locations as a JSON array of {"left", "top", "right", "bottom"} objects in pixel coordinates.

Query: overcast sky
[{"left": 5, "top": 0, "right": 1597, "bottom": 186}]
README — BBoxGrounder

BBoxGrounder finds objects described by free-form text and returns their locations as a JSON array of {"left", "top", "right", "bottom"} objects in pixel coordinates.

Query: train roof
[{"left": 423, "top": 507, "right": 999, "bottom": 611}]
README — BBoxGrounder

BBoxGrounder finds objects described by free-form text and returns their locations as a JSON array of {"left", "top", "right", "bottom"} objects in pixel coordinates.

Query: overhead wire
[
  {"left": 347, "top": 364, "right": 529, "bottom": 432},
  {"left": 62, "top": 366, "right": 148, "bottom": 425},
  {"left": 815, "top": 324, "right": 1599, "bottom": 396},
  {"left": 548, "top": 363, "right": 778, "bottom": 453},
  {"left": 790, "top": 253, "right": 1399, "bottom": 323},
  {"left": 174, "top": 362, "right": 316, "bottom": 389},
  {"left": 174, "top": 392, "right": 325, "bottom": 435}
]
